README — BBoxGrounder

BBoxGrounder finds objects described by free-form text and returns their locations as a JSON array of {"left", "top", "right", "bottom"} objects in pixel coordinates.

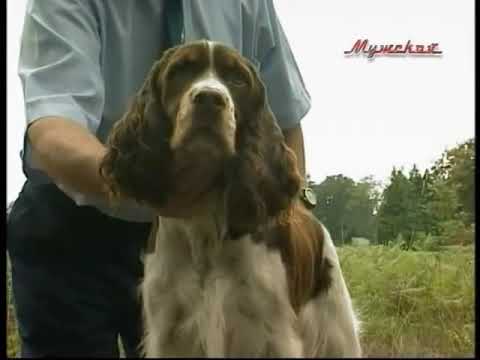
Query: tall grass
[
  {"left": 338, "top": 244, "right": 475, "bottom": 357},
  {"left": 6, "top": 256, "right": 20, "bottom": 358},
  {"left": 6, "top": 245, "right": 475, "bottom": 357}
]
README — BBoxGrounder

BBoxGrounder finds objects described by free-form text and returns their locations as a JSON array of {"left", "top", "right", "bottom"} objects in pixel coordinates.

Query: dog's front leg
[{"left": 141, "top": 279, "right": 181, "bottom": 357}]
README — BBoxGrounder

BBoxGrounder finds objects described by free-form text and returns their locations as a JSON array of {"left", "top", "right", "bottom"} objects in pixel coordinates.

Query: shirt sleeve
[
  {"left": 257, "top": 0, "right": 311, "bottom": 130},
  {"left": 19, "top": 0, "right": 105, "bottom": 172}
]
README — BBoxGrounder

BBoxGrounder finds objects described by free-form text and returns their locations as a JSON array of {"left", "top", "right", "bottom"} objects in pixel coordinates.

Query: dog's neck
[{"left": 157, "top": 190, "right": 230, "bottom": 260}]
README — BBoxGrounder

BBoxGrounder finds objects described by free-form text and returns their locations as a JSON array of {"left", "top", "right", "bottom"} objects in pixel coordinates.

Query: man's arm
[
  {"left": 256, "top": 2, "right": 311, "bottom": 185},
  {"left": 283, "top": 124, "right": 306, "bottom": 185},
  {"left": 19, "top": 0, "right": 107, "bottom": 198},
  {"left": 27, "top": 117, "right": 108, "bottom": 198},
  {"left": 19, "top": 1, "right": 198, "bottom": 219},
  {"left": 28, "top": 116, "right": 209, "bottom": 218}
]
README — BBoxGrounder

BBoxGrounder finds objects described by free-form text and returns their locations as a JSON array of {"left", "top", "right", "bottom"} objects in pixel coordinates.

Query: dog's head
[{"left": 100, "top": 40, "right": 301, "bottom": 236}]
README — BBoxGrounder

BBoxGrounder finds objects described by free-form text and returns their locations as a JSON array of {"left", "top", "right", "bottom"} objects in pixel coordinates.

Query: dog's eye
[
  {"left": 224, "top": 73, "right": 248, "bottom": 87},
  {"left": 169, "top": 59, "right": 192, "bottom": 75}
]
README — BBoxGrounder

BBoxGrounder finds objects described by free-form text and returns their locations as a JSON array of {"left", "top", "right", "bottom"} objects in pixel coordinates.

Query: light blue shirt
[{"left": 18, "top": 0, "right": 311, "bottom": 222}]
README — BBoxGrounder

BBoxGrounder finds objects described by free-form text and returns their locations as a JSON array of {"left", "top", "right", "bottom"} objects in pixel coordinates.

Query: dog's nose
[{"left": 192, "top": 88, "right": 227, "bottom": 109}]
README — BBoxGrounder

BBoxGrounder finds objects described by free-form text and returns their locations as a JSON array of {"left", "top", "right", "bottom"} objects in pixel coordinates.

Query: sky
[{"left": 7, "top": 0, "right": 475, "bottom": 204}]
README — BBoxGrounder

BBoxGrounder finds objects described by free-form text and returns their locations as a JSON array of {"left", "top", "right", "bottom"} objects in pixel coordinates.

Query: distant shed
[{"left": 351, "top": 237, "right": 370, "bottom": 246}]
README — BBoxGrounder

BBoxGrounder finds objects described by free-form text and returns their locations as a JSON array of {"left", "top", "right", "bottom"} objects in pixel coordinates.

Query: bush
[
  {"left": 438, "top": 220, "right": 475, "bottom": 246},
  {"left": 414, "top": 231, "right": 427, "bottom": 243},
  {"left": 420, "top": 234, "right": 441, "bottom": 251},
  {"left": 391, "top": 233, "right": 406, "bottom": 249},
  {"left": 457, "top": 223, "right": 475, "bottom": 245}
]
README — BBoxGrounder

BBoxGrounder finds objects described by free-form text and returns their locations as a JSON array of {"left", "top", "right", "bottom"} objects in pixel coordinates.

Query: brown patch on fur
[
  {"left": 99, "top": 46, "right": 178, "bottom": 207},
  {"left": 222, "top": 52, "right": 302, "bottom": 239},
  {"left": 210, "top": 44, "right": 331, "bottom": 311},
  {"left": 254, "top": 203, "right": 332, "bottom": 313}
]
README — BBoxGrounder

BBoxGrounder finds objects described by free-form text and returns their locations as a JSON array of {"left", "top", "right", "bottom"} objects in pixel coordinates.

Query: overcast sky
[{"left": 7, "top": 0, "right": 474, "bottom": 204}]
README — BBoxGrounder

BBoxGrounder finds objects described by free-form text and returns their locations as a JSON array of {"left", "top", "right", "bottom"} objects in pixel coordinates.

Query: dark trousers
[{"left": 7, "top": 181, "right": 152, "bottom": 357}]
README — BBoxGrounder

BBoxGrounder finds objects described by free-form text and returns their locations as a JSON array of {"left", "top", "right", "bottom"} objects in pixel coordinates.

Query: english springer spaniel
[{"left": 100, "top": 40, "right": 362, "bottom": 357}]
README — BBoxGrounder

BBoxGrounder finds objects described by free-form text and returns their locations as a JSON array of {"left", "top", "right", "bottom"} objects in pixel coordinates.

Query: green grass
[
  {"left": 337, "top": 244, "right": 475, "bottom": 357},
  {"left": 7, "top": 245, "right": 475, "bottom": 357},
  {"left": 6, "top": 256, "right": 20, "bottom": 358}
]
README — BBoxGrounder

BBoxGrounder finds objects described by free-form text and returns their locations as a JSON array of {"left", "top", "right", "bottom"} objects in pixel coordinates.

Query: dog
[{"left": 100, "top": 40, "right": 362, "bottom": 357}]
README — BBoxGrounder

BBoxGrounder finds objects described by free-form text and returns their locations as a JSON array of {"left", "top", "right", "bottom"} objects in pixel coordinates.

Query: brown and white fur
[{"left": 100, "top": 40, "right": 362, "bottom": 357}]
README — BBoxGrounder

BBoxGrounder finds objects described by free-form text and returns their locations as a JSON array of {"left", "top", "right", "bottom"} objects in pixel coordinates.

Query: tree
[
  {"left": 402, "top": 165, "right": 437, "bottom": 249},
  {"left": 311, "top": 175, "right": 380, "bottom": 245},
  {"left": 312, "top": 175, "right": 356, "bottom": 245},
  {"left": 345, "top": 176, "right": 381, "bottom": 242},
  {"left": 430, "top": 138, "right": 475, "bottom": 224},
  {"left": 427, "top": 179, "right": 462, "bottom": 227},
  {"left": 377, "top": 167, "right": 413, "bottom": 245},
  {"left": 418, "top": 169, "right": 437, "bottom": 235},
  {"left": 310, "top": 139, "right": 474, "bottom": 248}
]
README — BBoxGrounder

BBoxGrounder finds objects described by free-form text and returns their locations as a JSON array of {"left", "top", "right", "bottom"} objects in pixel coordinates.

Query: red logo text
[{"left": 345, "top": 39, "right": 443, "bottom": 60}]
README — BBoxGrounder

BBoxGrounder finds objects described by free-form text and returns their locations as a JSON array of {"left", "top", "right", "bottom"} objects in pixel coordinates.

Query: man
[{"left": 7, "top": 0, "right": 311, "bottom": 357}]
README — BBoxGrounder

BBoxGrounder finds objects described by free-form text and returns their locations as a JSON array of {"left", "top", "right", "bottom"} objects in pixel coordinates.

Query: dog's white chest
[{"left": 141, "top": 226, "right": 302, "bottom": 357}]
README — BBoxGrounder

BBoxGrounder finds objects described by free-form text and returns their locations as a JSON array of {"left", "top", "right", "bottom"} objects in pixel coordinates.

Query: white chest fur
[{"left": 141, "top": 215, "right": 303, "bottom": 357}]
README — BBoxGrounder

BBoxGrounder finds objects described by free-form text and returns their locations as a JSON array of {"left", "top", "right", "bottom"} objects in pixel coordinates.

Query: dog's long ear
[
  {"left": 225, "top": 64, "right": 302, "bottom": 238},
  {"left": 99, "top": 47, "right": 179, "bottom": 208}
]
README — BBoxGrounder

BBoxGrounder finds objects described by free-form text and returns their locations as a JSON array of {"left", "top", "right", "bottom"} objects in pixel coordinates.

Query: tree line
[{"left": 309, "top": 138, "right": 475, "bottom": 249}]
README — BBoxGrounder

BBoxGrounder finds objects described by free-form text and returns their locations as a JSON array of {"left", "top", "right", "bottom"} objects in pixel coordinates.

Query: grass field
[
  {"left": 6, "top": 245, "right": 475, "bottom": 357},
  {"left": 338, "top": 244, "right": 475, "bottom": 357}
]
